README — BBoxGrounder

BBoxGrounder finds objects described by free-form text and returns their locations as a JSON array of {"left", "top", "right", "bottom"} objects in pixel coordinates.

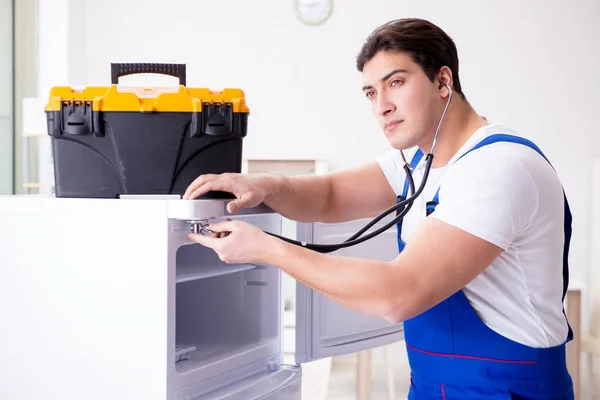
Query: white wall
[{"left": 51, "top": 0, "right": 600, "bottom": 327}]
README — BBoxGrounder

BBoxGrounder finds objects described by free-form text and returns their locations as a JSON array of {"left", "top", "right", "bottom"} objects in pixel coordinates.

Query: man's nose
[{"left": 376, "top": 96, "right": 395, "bottom": 117}]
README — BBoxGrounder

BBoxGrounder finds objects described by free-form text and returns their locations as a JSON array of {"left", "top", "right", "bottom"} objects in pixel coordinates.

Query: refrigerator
[{"left": 0, "top": 195, "right": 404, "bottom": 400}]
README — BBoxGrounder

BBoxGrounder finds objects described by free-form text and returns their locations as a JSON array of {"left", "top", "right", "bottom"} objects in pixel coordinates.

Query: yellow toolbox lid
[
  {"left": 45, "top": 86, "right": 250, "bottom": 113},
  {"left": 44, "top": 63, "right": 249, "bottom": 113}
]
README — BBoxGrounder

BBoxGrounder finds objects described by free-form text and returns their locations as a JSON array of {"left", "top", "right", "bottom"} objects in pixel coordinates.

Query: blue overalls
[{"left": 396, "top": 134, "right": 574, "bottom": 399}]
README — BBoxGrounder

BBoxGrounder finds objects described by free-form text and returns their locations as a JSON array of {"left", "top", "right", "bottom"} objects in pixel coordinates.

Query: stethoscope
[{"left": 267, "top": 83, "right": 454, "bottom": 253}]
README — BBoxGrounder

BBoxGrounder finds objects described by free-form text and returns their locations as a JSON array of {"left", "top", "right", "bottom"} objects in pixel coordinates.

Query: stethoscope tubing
[{"left": 267, "top": 85, "right": 453, "bottom": 253}]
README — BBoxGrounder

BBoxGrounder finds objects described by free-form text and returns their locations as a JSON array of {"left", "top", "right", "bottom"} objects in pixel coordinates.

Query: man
[{"left": 184, "top": 18, "right": 574, "bottom": 399}]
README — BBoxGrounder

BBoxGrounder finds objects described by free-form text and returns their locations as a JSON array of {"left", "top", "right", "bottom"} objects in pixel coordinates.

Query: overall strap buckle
[{"left": 425, "top": 201, "right": 438, "bottom": 216}]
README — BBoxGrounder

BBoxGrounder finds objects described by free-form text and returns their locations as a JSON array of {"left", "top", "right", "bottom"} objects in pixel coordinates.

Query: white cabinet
[{"left": 0, "top": 196, "right": 402, "bottom": 400}]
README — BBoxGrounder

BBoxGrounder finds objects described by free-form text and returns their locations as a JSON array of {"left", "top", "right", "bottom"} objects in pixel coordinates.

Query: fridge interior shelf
[{"left": 175, "top": 243, "right": 258, "bottom": 283}]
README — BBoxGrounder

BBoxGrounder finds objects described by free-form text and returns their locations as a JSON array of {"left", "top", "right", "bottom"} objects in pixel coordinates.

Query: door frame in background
[{"left": 0, "top": 0, "right": 15, "bottom": 194}]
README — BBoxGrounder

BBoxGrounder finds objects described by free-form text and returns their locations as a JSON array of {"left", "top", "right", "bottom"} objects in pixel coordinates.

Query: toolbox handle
[{"left": 110, "top": 63, "right": 187, "bottom": 86}]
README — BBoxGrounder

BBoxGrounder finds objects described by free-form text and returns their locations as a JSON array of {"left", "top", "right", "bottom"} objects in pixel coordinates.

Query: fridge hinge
[
  {"left": 267, "top": 361, "right": 298, "bottom": 373},
  {"left": 266, "top": 361, "right": 280, "bottom": 373}
]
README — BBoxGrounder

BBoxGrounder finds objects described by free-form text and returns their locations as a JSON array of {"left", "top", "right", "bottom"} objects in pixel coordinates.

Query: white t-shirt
[{"left": 377, "top": 123, "right": 570, "bottom": 348}]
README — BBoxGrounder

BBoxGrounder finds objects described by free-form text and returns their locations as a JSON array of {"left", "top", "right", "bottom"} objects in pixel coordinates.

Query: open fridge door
[{"left": 294, "top": 217, "right": 404, "bottom": 364}]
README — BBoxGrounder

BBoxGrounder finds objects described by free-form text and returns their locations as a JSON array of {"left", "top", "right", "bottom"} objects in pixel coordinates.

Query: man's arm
[
  {"left": 263, "top": 217, "right": 502, "bottom": 322},
  {"left": 261, "top": 148, "right": 542, "bottom": 320},
  {"left": 189, "top": 146, "right": 537, "bottom": 322},
  {"left": 265, "top": 161, "right": 397, "bottom": 223}
]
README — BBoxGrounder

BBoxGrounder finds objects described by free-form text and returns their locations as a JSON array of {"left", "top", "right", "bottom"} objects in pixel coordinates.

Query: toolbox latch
[
  {"left": 191, "top": 101, "right": 234, "bottom": 138},
  {"left": 49, "top": 101, "right": 104, "bottom": 137}
]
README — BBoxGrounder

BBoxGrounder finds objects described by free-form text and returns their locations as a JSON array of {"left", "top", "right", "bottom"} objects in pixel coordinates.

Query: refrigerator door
[{"left": 295, "top": 217, "right": 404, "bottom": 363}]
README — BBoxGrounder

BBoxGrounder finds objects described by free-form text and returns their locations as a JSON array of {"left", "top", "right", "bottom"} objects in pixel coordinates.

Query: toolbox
[{"left": 44, "top": 63, "right": 249, "bottom": 198}]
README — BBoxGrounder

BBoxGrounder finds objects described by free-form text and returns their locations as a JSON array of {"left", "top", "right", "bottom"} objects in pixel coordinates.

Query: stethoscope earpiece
[{"left": 439, "top": 83, "right": 452, "bottom": 92}]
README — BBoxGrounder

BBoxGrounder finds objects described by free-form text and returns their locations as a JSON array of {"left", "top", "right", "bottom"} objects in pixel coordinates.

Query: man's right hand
[{"left": 183, "top": 173, "right": 272, "bottom": 214}]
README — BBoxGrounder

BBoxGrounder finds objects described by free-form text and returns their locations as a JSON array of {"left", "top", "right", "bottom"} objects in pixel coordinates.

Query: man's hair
[{"left": 356, "top": 18, "right": 464, "bottom": 98}]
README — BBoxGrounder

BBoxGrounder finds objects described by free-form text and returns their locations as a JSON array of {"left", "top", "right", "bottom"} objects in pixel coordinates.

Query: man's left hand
[{"left": 187, "top": 219, "right": 273, "bottom": 264}]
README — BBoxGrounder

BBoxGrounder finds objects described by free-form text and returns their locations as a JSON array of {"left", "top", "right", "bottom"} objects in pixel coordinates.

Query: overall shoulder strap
[
  {"left": 429, "top": 133, "right": 573, "bottom": 341},
  {"left": 457, "top": 134, "right": 552, "bottom": 165},
  {"left": 396, "top": 149, "right": 425, "bottom": 252}
]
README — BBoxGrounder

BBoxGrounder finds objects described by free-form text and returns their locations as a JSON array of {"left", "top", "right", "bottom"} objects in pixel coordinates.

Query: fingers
[
  {"left": 184, "top": 175, "right": 254, "bottom": 215},
  {"left": 188, "top": 180, "right": 231, "bottom": 201},
  {"left": 188, "top": 220, "right": 234, "bottom": 253},
  {"left": 211, "top": 219, "right": 232, "bottom": 238},
  {"left": 187, "top": 232, "right": 220, "bottom": 248},
  {"left": 183, "top": 174, "right": 233, "bottom": 200},
  {"left": 183, "top": 174, "right": 215, "bottom": 199},
  {"left": 226, "top": 193, "right": 250, "bottom": 214},
  {"left": 209, "top": 219, "right": 236, "bottom": 234},
  {"left": 188, "top": 219, "right": 235, "bottom": 247}
]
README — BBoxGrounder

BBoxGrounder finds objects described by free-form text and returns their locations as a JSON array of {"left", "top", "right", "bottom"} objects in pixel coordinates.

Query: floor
[
  {"left": 300, "top": 342, "right": 599, "bottom": 400},
  {"left": 324, "top": 342, "right": 411, "bottom": 400}
]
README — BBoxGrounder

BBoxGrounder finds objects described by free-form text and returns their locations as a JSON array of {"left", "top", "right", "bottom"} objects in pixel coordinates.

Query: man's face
[{"left": 362, "top": 50, "right": 442, "bottom": 150}]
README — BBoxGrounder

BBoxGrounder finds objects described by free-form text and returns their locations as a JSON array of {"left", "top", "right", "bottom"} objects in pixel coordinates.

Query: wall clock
[{"left": 294, "top": 0, "right": 333, "bottom": 26}]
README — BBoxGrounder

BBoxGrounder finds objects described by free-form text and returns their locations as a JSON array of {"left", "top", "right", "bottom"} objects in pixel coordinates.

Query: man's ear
[{"left": 437, "top": 66, "right": 453, "bottom": 98}]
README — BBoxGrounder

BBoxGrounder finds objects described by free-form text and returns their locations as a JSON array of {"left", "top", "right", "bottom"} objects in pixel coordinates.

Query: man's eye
[
  {"left": 365, "top": 91, "right": 375, "bottom": 99},
  {"left": 391, "top": 79, "right": 403, "bottom": 86}
]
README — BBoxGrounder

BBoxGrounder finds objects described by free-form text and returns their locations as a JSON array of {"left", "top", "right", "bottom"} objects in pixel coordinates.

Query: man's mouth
[{"left": 384, "top": 120, "right": 403, "bottom": 131}]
